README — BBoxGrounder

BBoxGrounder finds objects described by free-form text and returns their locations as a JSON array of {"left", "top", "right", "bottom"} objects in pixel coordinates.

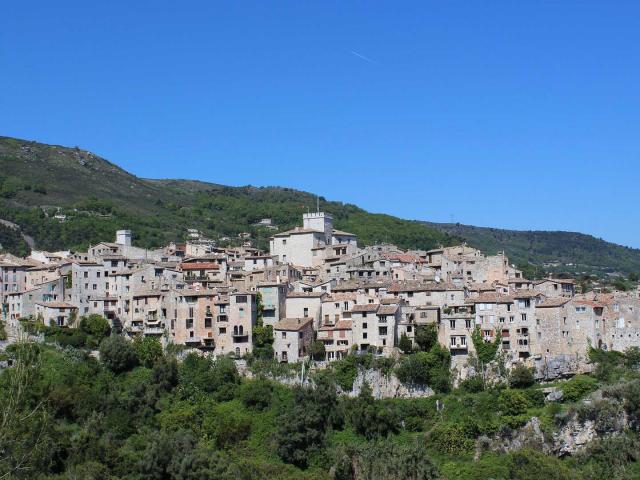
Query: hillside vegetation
[
  {"left": 0, "top": 136, "right": 453, "bottom": 253},
  {"left": 424, "top": 222, "right": 640, "bottom": 277},
  {"left": 1, "top": 135, "right": 638, "bottom": 277},
  {"left": 4, "top": 335, "right": 640, "bottom": 479}
]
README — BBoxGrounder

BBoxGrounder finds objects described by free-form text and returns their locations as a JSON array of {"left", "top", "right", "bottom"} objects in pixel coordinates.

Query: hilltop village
[{"left": 2, "top": 210, "right": 639, "bottom": 380}]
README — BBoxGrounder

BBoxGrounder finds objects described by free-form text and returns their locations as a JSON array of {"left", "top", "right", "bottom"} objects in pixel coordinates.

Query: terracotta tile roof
[
  {"left": 377, "top": 305, "right": 399, "bottom": 315},
  {"left": 537, "top": 298, "right": 571, "bottom": 308},
  {"left": 535, "top": 278, "right": 575, "bottom": 285},
  {"left": 36, "top": 301, "right": 76, "bottom": 309},
  {"left": 511, "top": 290, "right": 543, "bottom": 299},
  {"left": 319, "top": 319, "right": 353, "bottom": 331},
  {"left": 181, "top": 262, "right": 220, "bottom": 271},
  {"left": 332, "top": 229, "right": 357, "bottom": 237},
  {"left": 352, "top": 304, "right": 380, "bottom": 313},
  {"left": 287, "top": 292, "right": 326, "bottom": 299},
  {"left": 274, "top": 317, "right": 314, "bottom": 331},
  {"left": 466, "top": 293, "right": 513, "bottom": 304},
  {"left": 468, "top": 282, "right": 497, "bottom": 292}
]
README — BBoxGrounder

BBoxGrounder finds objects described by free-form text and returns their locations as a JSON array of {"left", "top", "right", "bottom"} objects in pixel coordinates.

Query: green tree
[
  {"left": 99, "top": 335, "right": 138, "bottom": 373},
  {"left": 346, "top": 383, "right": 399, "bottom": 439},
  {"left": 395, "top": 345, "right": 451, "bottom": 393},
  {"left": 415, "top": 323, "right": 438, "bottom": 352},
  {"left": 509, "top": 363, "right": 535, "bottom": 389},
  {"left": 276, "top": 376, "right": 341, "bottom": 468},
  {"left": 471, "top": 326, "right": 502, "bottom": 385},
  {"left": 398, "top": 333, "right": 413, "bottom": 354},
  {"left": 309, "top": 340, "right": 326, "bottom": 361},
  {"left": 79, "top": 314, "right": 111, "bottom": 345},
  {"left": 333, "top": 439, "right": 441, "bottom": 480},
  {"left": 133, "top": 335, "right": 164, "bottom": 368}
]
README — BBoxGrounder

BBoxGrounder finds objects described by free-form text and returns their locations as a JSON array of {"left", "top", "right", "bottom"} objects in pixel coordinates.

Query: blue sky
[{"left": 1, "top": 1, "right": 639, "bottom": 247}]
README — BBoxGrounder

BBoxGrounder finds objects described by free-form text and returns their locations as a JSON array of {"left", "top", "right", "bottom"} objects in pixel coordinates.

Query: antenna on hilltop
[{"left": 316, "top": 195, "right": 320, "bottom": 213}]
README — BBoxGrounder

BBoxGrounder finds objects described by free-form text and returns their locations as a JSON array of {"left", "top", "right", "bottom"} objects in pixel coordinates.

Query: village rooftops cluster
[{"left": 2, "top": 218, "right": 640, "bottom": 379}]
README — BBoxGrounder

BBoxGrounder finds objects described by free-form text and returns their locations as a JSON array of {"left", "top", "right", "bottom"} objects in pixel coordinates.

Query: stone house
[
  {"left": 318, "top": 320, "right": 353, "bottom": 361},
  {"left": 273, "top": 317, "right": 314, "bottom": 363},
  {"left": 35, "top": 301, "right": 77, "bottom": 327}
]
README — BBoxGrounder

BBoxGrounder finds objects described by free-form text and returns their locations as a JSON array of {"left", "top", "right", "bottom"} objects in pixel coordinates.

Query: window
[
  {"left": 236, "top": 295, "right": 247, "bottom": 303},
  {"left": 205, "top": 318, "right": 212, "bottom": 328},
  {"left": 449, "top": 319, "right": 456, "bottom": 329},
  {"left": 499, "top": 317, "right": 505, "bottom": 323},
  {"left": 219, "top": 327, "right": 226, "bottom": 334},
  {"left": 465, "top": 319, "right": 472, "bottom": 329},
  {"left": 363, "top": 322, "right": 368, "bottom": 329},
  {"left": 282, "top": 239, "right": 286, "bottom": 245},
  {"left": 450, "top": 336, "right": 456, "bottom": 346},
  {"left": 363, "top": 332, "right": 368, "bottom": 339},
  {"left": 521, "top": 313, "right": 527, "bottom": 322},
  {"left": 281, "top": 331, "right": 286, "bottom": 338},
  {"left": 509, "top": 316, "right": 515, "bottom": 323},
  {"left": 186, "top": 318, "right": 193, "bottom": 329},
  {"left": 303, "top": 308, "right": 309, "bottom": 317},
  {"left": 460, "top": 336, "right": 466, "bottom": 346}
]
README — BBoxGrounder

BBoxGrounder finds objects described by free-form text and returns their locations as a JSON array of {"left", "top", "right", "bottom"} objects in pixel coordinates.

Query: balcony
[
  {"left": 129, "top": 324, "right": 143, "bottom": 333},
  {"left": 185, "top": 336, "right": 202, "bottom": 345},
  {"left": 450, "top": 342, "right": 468, "bottom": 350},
  {"left": 144, "top": 326, "right": 164, "bottom": 335}
]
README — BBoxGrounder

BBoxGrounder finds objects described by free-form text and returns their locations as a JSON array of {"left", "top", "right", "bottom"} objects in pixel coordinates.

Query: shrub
[
  {"left": 561, "top": 375, "right": 597, "bottom": 402},
  {"left": 398, "top": 333, "right": 413, "bottom": 354},
  {"left": 509, "top": 449, "right": 577, "bottom": 480},
  {"left": 459, "top": 375, "right": 485, "bottom": 393},
  {"left": 239, "top": 378, "right": 273, "bottom": 410},
  {"left": 523, "top": 388, "right": 545, "bottom": 409},
  {"left": 203, "top": 403, "right": 252, "bottom": 448},
  {"left": 430, "top": 423, "right": 475, "bottom": 455},
  {"left": 309, "top": 340, "right": 326, "bottom": 361},
  {"left": 499, "top": 389, "right": 530, "bottom": 416},
  {"left": 395, "top": 346, "right": 451, "bottom": 393},
  {"left": 99, "top": 335, "right": 138, "bottom": 373},
  {"left": 509, "top": 364, "right": 535, "bottom": 389}
]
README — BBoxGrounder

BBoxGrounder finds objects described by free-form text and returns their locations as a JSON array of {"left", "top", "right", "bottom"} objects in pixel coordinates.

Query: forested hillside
[
  {"left": 424, "top": 222, "right": 640, "bottom": 277},
  {"left": 0, "top": 136, "right": 453, "bottom": 253},
  {"left": 3, "top": 332, "right": 640, "bottom": 479},
  {"left": 1, "top": 135, "right": 638, "bottom": 277}
]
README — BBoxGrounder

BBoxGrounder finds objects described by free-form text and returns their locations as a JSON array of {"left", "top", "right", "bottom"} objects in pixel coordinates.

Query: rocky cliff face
[{"left": 349, "top": 369, "right": 434, "bottom": 399}]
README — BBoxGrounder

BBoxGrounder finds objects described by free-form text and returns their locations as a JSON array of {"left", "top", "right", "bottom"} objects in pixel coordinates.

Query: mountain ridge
[{"left": 1, "top": 135, "right": 638, "bottom": 277}]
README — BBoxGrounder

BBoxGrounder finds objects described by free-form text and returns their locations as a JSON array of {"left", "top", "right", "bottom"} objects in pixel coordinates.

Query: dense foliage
[{"left": 4, "top": 340, "right": 640, "bottom": 479}]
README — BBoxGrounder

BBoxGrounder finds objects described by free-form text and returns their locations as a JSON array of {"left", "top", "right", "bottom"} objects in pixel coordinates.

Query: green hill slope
[
  {"left": 423, "top": 222, "right": 640, "bottom": 277},
  {"left": 1, "top": 135, "right": 638, "bottom": 277},
  {"left": 0, "top": 136, "right": 453, "bottom": 253}
]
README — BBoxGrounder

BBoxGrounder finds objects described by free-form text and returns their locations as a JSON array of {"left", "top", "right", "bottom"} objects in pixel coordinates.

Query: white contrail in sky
[{"left": 351, "top": 50, "right": 377, "bottom": 64}]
